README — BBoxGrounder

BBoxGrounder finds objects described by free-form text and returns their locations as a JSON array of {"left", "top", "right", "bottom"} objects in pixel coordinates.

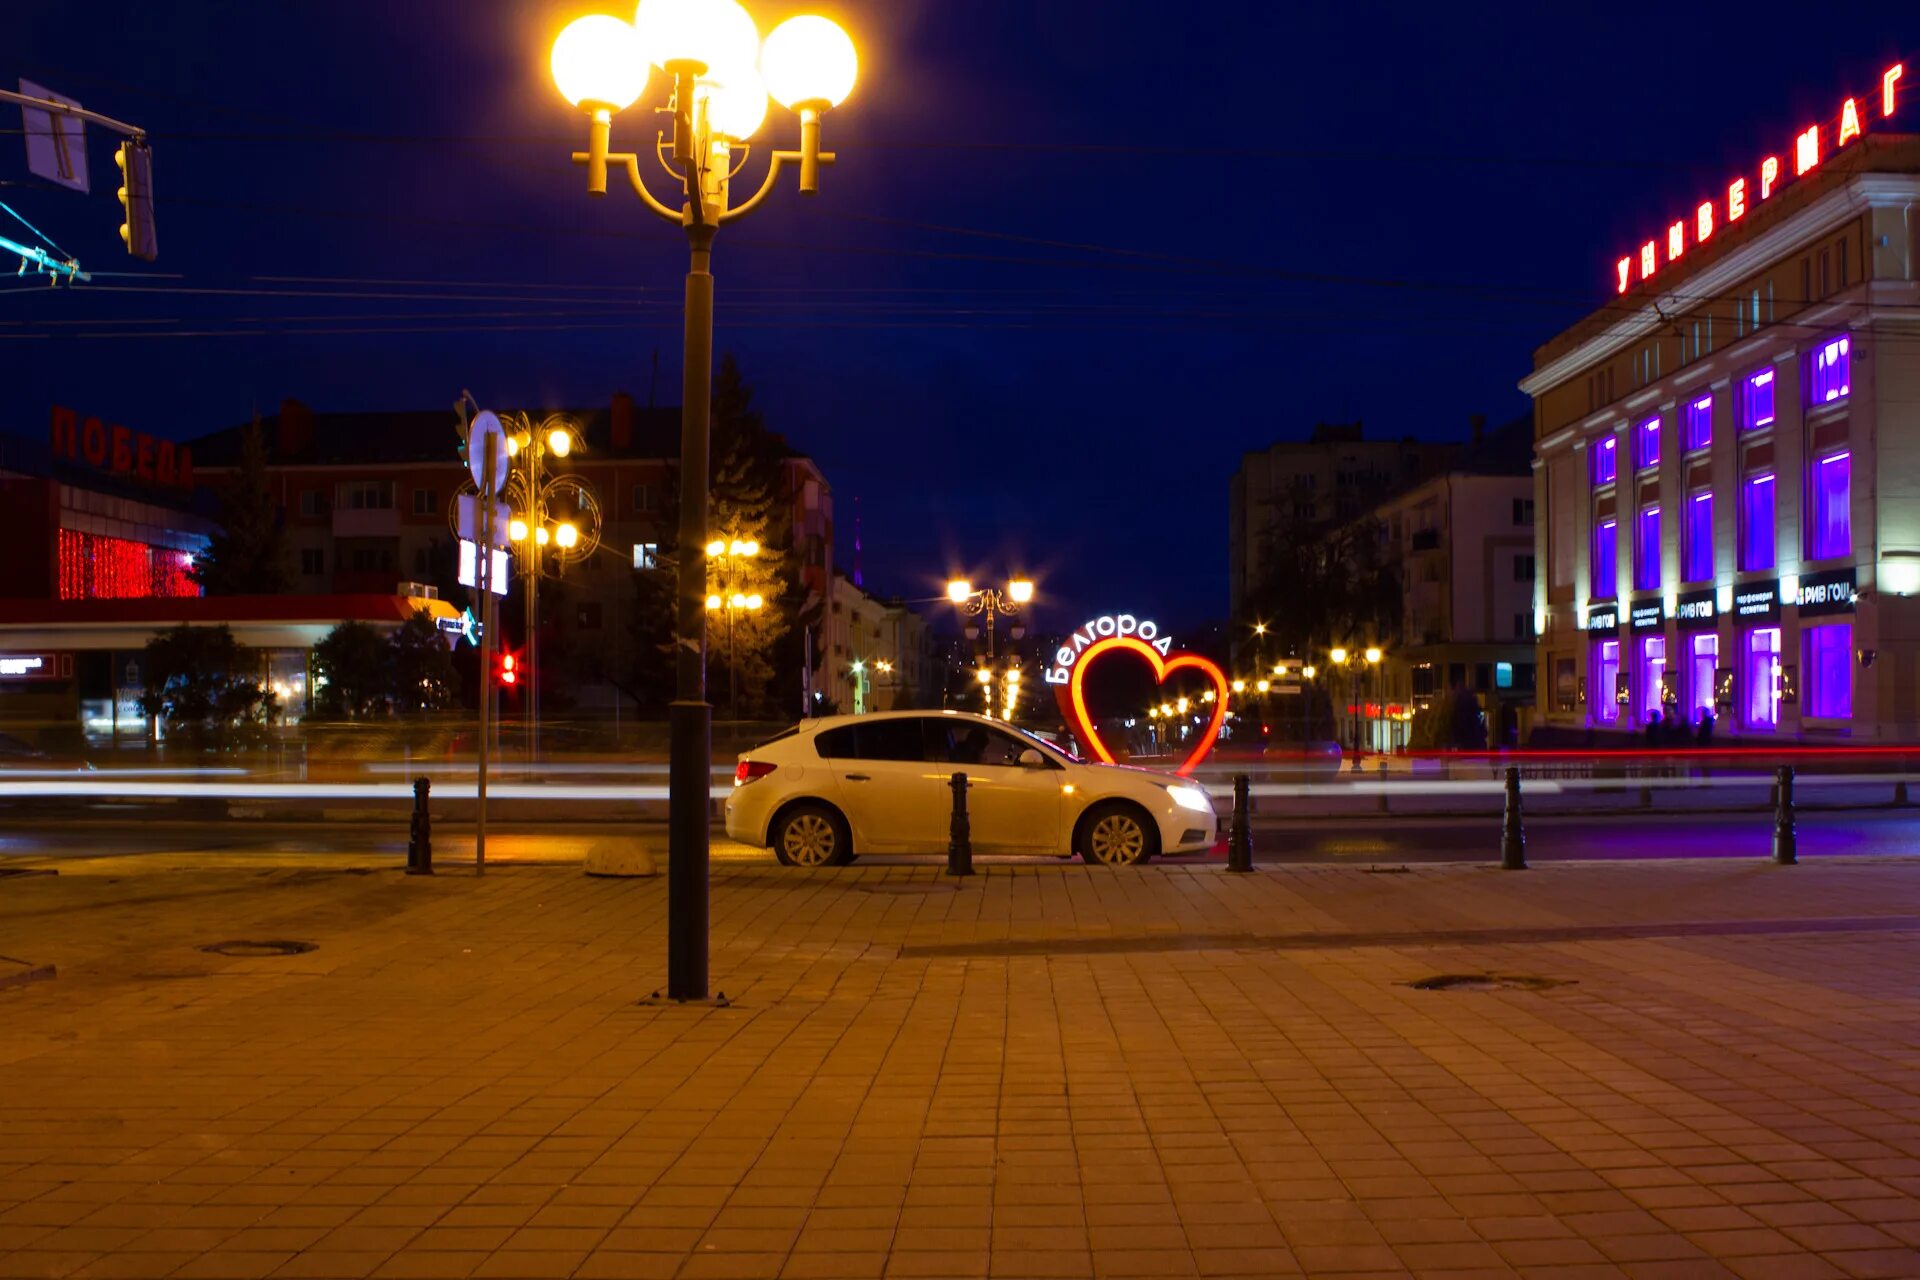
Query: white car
[{"left": 723, "top": 710, "right": 1220, "bottom": 867}]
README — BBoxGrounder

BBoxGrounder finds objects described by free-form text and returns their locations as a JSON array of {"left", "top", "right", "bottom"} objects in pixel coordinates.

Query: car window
[
  {"left": 854, "top": 718, "right": 927, "bottom": 762},
  {"left": 814, "top": 719, "right": 927, "bottom": 762},
  {"left": 931, "top": 721, "right": 1036, "bottom": 768},
  {"left": 814, "top": 725, "right": 858, "bottom": 759}
]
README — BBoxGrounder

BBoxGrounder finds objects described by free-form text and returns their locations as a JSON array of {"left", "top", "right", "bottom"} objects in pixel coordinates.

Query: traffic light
[
  {"left": 114, "top": 140, "right": 156, "bottom": 261},
  {"left": 499, "top": 653, "right": 518, "bottom": 687}
]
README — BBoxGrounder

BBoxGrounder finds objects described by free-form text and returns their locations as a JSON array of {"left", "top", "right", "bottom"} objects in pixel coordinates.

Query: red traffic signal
[{"left": 499, "top": 653, "right": 518, "bottom": 686}]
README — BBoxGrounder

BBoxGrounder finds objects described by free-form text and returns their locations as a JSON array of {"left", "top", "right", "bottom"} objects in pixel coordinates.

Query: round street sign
[{"left": 467, "top": 410, "right": 509, "bottom": 494}]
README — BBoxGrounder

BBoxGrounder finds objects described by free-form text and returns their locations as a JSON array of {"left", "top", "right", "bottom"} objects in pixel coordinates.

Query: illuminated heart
[{"left": 1066, "top": 635, "right": 1228, "bottom": 777}]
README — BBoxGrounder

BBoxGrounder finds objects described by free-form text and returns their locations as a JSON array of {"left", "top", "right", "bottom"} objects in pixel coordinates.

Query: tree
[
  {"left": 138, "top": 625, "right": 277, "bottom": 748},
  {"left": 391, "top": 611, "right": 460, "bottom": 712},
  {"left": 192, "top": 418, "right": 292, "bottom": 595},
  {"left": 707, "top": 354, "right": 799, "bottom": 718},
  {"left": 313, "top": 622, "right": 390, "bottom": 718},
  {"left": 1243, "top": 516, "right": 1400, "bottom": 659}
]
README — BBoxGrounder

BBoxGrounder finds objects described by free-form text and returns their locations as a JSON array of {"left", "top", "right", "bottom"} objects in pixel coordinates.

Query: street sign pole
[{"left": 477, "top": 448, "right": 494, "bottom": 875}]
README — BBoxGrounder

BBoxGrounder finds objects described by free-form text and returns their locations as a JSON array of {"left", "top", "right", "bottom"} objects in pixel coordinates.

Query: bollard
[
  {"left": 946, "top": 771, "right": 974, "bottom": 877},
  {"left": 1772, "top": 765, "right": 1797, "bottom": 865},
  {"left": 406, "top": 776, "right": 433, "bottom": 875},
  {"left": 1896, "top": 780, "right": 1910, "bottom": 807},
  {"left": 1227, "top": 774, "right": 1254, "bottom": 873},
  {"left": 1500, "top": 765, "right": 1527, "bottom": 870},
  {"left": 1377, "top": 759, "right": 1390, "bottom": 814}
]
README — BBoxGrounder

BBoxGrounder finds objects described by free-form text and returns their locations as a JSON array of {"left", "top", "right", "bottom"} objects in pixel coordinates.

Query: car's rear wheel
[
  {"left": 771, "top": 802, "right": 853, "bottom": 868},
  {"left": 1080, "top": 802, "right": 1157, "bottom": 867}
]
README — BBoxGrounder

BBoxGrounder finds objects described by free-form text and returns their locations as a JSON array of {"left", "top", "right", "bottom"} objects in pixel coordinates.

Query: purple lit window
[
  {"left": 1592, "top": 517, "right": 1617, "bottom": 600},
  {"left": 1740, "top": 474, "right": 1775, "bottom": 571},
  {"left": 1809, "top": 335, "right": 1851, "bottom": 405},
  {"left": 1745, "top": 627, "right": 1781, "bottom": 729},
  {"left": 1591, "top": 436, "right": 1617, "bottom": 487},
  {"left": 1683, "top": 394, "right": 1712, "bottom": 451},
  {"left": 1805, "top": 623, "right": 1853, "bottom": 719},
  {"left": 1740, "top": 367, "right": 1776, "bottom": 432},
  {"left": 1808, "top": 451, "right": 1851, "bottom": 561},
  {"left": 1593, "top": 638, "right": 1620, "bottom": 725},
  {"left": 1635, "top": 417, "right": 1661, "bottom": 470},
  {"left": 1634, "top": 505, "right": 1661, "bottom": 592},
  {"left": 1689, "top": 633, "right": 1718, "bottom": 720},
  {"left": 1683, "top": 492, "right": 1713, "bottom": 582}
]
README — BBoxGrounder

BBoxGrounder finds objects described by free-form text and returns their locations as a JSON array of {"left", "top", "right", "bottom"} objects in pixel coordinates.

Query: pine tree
[
  {"left": 706, "top": 355, "right": 796, "bottom": 719},
  {"left": 192, "top": 419, "right": 292, "bottom": 595}
]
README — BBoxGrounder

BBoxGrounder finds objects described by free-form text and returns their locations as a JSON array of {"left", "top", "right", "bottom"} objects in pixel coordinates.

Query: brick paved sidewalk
[{"left": 4, "top": 853, "right": 1920, "bottom": 1279}]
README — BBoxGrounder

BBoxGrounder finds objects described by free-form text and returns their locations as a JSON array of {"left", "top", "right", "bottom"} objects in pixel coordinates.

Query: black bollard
[
  {"left": 1772, "top": 764, "right": 1797, "bottom": 865},
  {"left": 1500, "top": 765, "right": 1527, "bottom": 870},
  {"left": 1227, "top": 774, "right": 1254, "bottom": 873},
  {"left": 1896, "top": 780, "right": 1910, "bottom": 807},
  {"left": 946, "top": 771, "right": 974, "bottom": 877},
  {"left": 406, "top": 776, "right": 433, "bottom": 875}
]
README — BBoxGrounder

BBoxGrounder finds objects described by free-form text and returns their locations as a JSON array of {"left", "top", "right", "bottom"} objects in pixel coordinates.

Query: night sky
[{"left": 8, "top": 2, "right": 1920, "bottom": 632}]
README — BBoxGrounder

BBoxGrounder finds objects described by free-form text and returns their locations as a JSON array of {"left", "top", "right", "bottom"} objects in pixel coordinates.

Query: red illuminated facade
[{"left": 57, "top": 529, "right": 197, "bottom": 601}]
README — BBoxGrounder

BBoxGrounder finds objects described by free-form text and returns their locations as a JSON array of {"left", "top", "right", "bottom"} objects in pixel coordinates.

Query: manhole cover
[
  {"left": 1407, "top": 973, "right": 1572, "bottom": 992},
  {"left": 199, "top": 940, "right": 317, "bottom": 958}
]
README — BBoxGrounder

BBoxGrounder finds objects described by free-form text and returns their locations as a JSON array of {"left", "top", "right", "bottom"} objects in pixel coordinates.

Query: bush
[{"left": 138, "top": 625, "right": 278, "bottom": 749}]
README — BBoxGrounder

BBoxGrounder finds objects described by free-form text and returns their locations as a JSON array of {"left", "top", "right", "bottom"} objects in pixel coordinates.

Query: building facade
[
  {"left": 192, "top": 396, "right": 835, "bottom": 714},
  {"left": 1526, "top": 135, "right": 1920, "bottom": 742},
  {"left": 1360, "top": 417, "right": 1538, "bottom": 749},
  {"left": 819, "top": 571, "right": 935, "bottom": 714},
  {"left": 1229, "top": 422, "right": 1456, "bottom": 620}
]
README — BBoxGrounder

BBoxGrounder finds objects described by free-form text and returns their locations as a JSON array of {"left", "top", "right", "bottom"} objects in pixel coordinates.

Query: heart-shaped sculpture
[{"left": 1065, "top": 635, "right": 1229, "bottom": 777}]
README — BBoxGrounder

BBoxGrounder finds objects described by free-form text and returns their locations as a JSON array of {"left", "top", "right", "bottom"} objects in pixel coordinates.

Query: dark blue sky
[{"left": 8, "top": 2, "right": 1919, "bottom": 630}]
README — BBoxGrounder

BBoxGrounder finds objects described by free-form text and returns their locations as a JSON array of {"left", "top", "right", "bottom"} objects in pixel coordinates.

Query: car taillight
[{"left": 735, "top": 760, "right": 777, "bottom": 785}]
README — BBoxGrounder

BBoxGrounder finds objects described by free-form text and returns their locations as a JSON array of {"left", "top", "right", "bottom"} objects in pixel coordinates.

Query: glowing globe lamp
[
  {"left": 759, "top": 15, "right": 858, "bottom": 109},
  {"left": 703, "top": 71, "right": 768, "bottom": 140},
  {"left": 1009, "top": 579, "right": 1034, "bottom": 604},
  {"left": 551, "top": 15, "right": 649, "bottom": 111},
  {"left": 947, "top": 579, "right": 972, "bottom": 604},
  {"left": 635, "top": 0, "right": 758, "bottom": 77}
]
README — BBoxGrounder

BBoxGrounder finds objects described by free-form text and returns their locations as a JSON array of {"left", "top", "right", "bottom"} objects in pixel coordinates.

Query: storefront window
[
  {"left": 1592, "top": 518, "right": 1617, "bottom": 600},
  {"left": 1634, "top": 506, "right": 1661, "bottom": 592},
  {"left": 1741, "top": 474, "right": 1775, "bottom": 572},
  {"left": 1639, "top": 634, "right": 1667, "bottom": 723},
  {"left": 1808, "top": 451, "right": 1851, "bottom": 561},
  {"left": 1804, "top": 623, "right": 1853, "bottom": 719},
  {"left": 1593, "top": 638, "right": 1620, "bottom": 724},
  {"left": 1683, "top": 492, "right": 1713, "bottom": 582},
  {"left": 1745, "top": 627, "right": 1781, "bottom": 729},
  {"left": 1689, "top": 633, "right": 1718, "bottom": 721}
]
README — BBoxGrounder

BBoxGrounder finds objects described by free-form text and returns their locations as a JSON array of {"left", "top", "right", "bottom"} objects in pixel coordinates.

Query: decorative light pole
[
  {"left": 703, "top": 537, "right": 762, "bottom": 721},
  {"left": 946, "top": 578, "right": 1034, "bottom": 664},
  {"left": 550, "top": 0, "right": 859, "bottom": 1002},
  {"left": 503, "top": 415, "right": 599, "bottom": 762}
]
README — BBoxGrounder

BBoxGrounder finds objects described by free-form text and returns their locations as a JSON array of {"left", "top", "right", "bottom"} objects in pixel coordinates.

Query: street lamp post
[
  {"left": 703, "top": 538, "right": 761, "bottom": 721},
  {"left": 551, "top": 0, "right": 860, "bottom": 1002},
  {"left": 947, "top": 577, "right": 1033, "bottom": 662},
  {"left": 502, "top": 416, "right": 594, "bottom": 764}
]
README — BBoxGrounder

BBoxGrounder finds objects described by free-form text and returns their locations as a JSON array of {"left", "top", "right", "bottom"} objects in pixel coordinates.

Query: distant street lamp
[
  {"left": 704, "top": 539, "right": 762, "bottom": 721},
  {"left": 551, "top": 0, "right": 859, "bottom": 1003},
  {"left": 948, "top": 576, "right": 1033, "bottom": 718}
]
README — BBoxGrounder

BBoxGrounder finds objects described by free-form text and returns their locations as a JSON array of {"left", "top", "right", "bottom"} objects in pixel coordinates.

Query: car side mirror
[{"left": 1018, "top": 748, "right": 1047, "bottom": 768}]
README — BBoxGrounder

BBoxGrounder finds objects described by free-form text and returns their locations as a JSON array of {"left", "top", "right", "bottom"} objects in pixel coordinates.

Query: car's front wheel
[
  {"left": 771, "top": 802, "right": 853, "bottom": 868},
  {"left": 1079, "top": 802, "right": 1157, "bottom": 867}
]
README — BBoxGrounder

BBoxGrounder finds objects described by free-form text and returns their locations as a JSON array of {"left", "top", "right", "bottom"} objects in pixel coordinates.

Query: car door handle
[{"left": 844, "top": 773, "right": 871, "bottom": 782}]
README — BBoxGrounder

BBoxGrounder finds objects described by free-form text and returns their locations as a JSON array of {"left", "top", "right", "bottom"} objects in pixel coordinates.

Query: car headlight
[{"left": 1166, "top": 783, "right": 1213, "bottom": 814}]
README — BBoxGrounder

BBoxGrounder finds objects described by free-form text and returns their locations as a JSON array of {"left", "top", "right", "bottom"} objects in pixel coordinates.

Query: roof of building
[
  {"left": 188, "top": 399, "right": 689, "bottom": 468},
  {"left": 1446, "top": 413, "right": 1533, "bottom": 477},
  {"left": 1532, "top": 133, "right": 1920, "bottom": 368}
]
